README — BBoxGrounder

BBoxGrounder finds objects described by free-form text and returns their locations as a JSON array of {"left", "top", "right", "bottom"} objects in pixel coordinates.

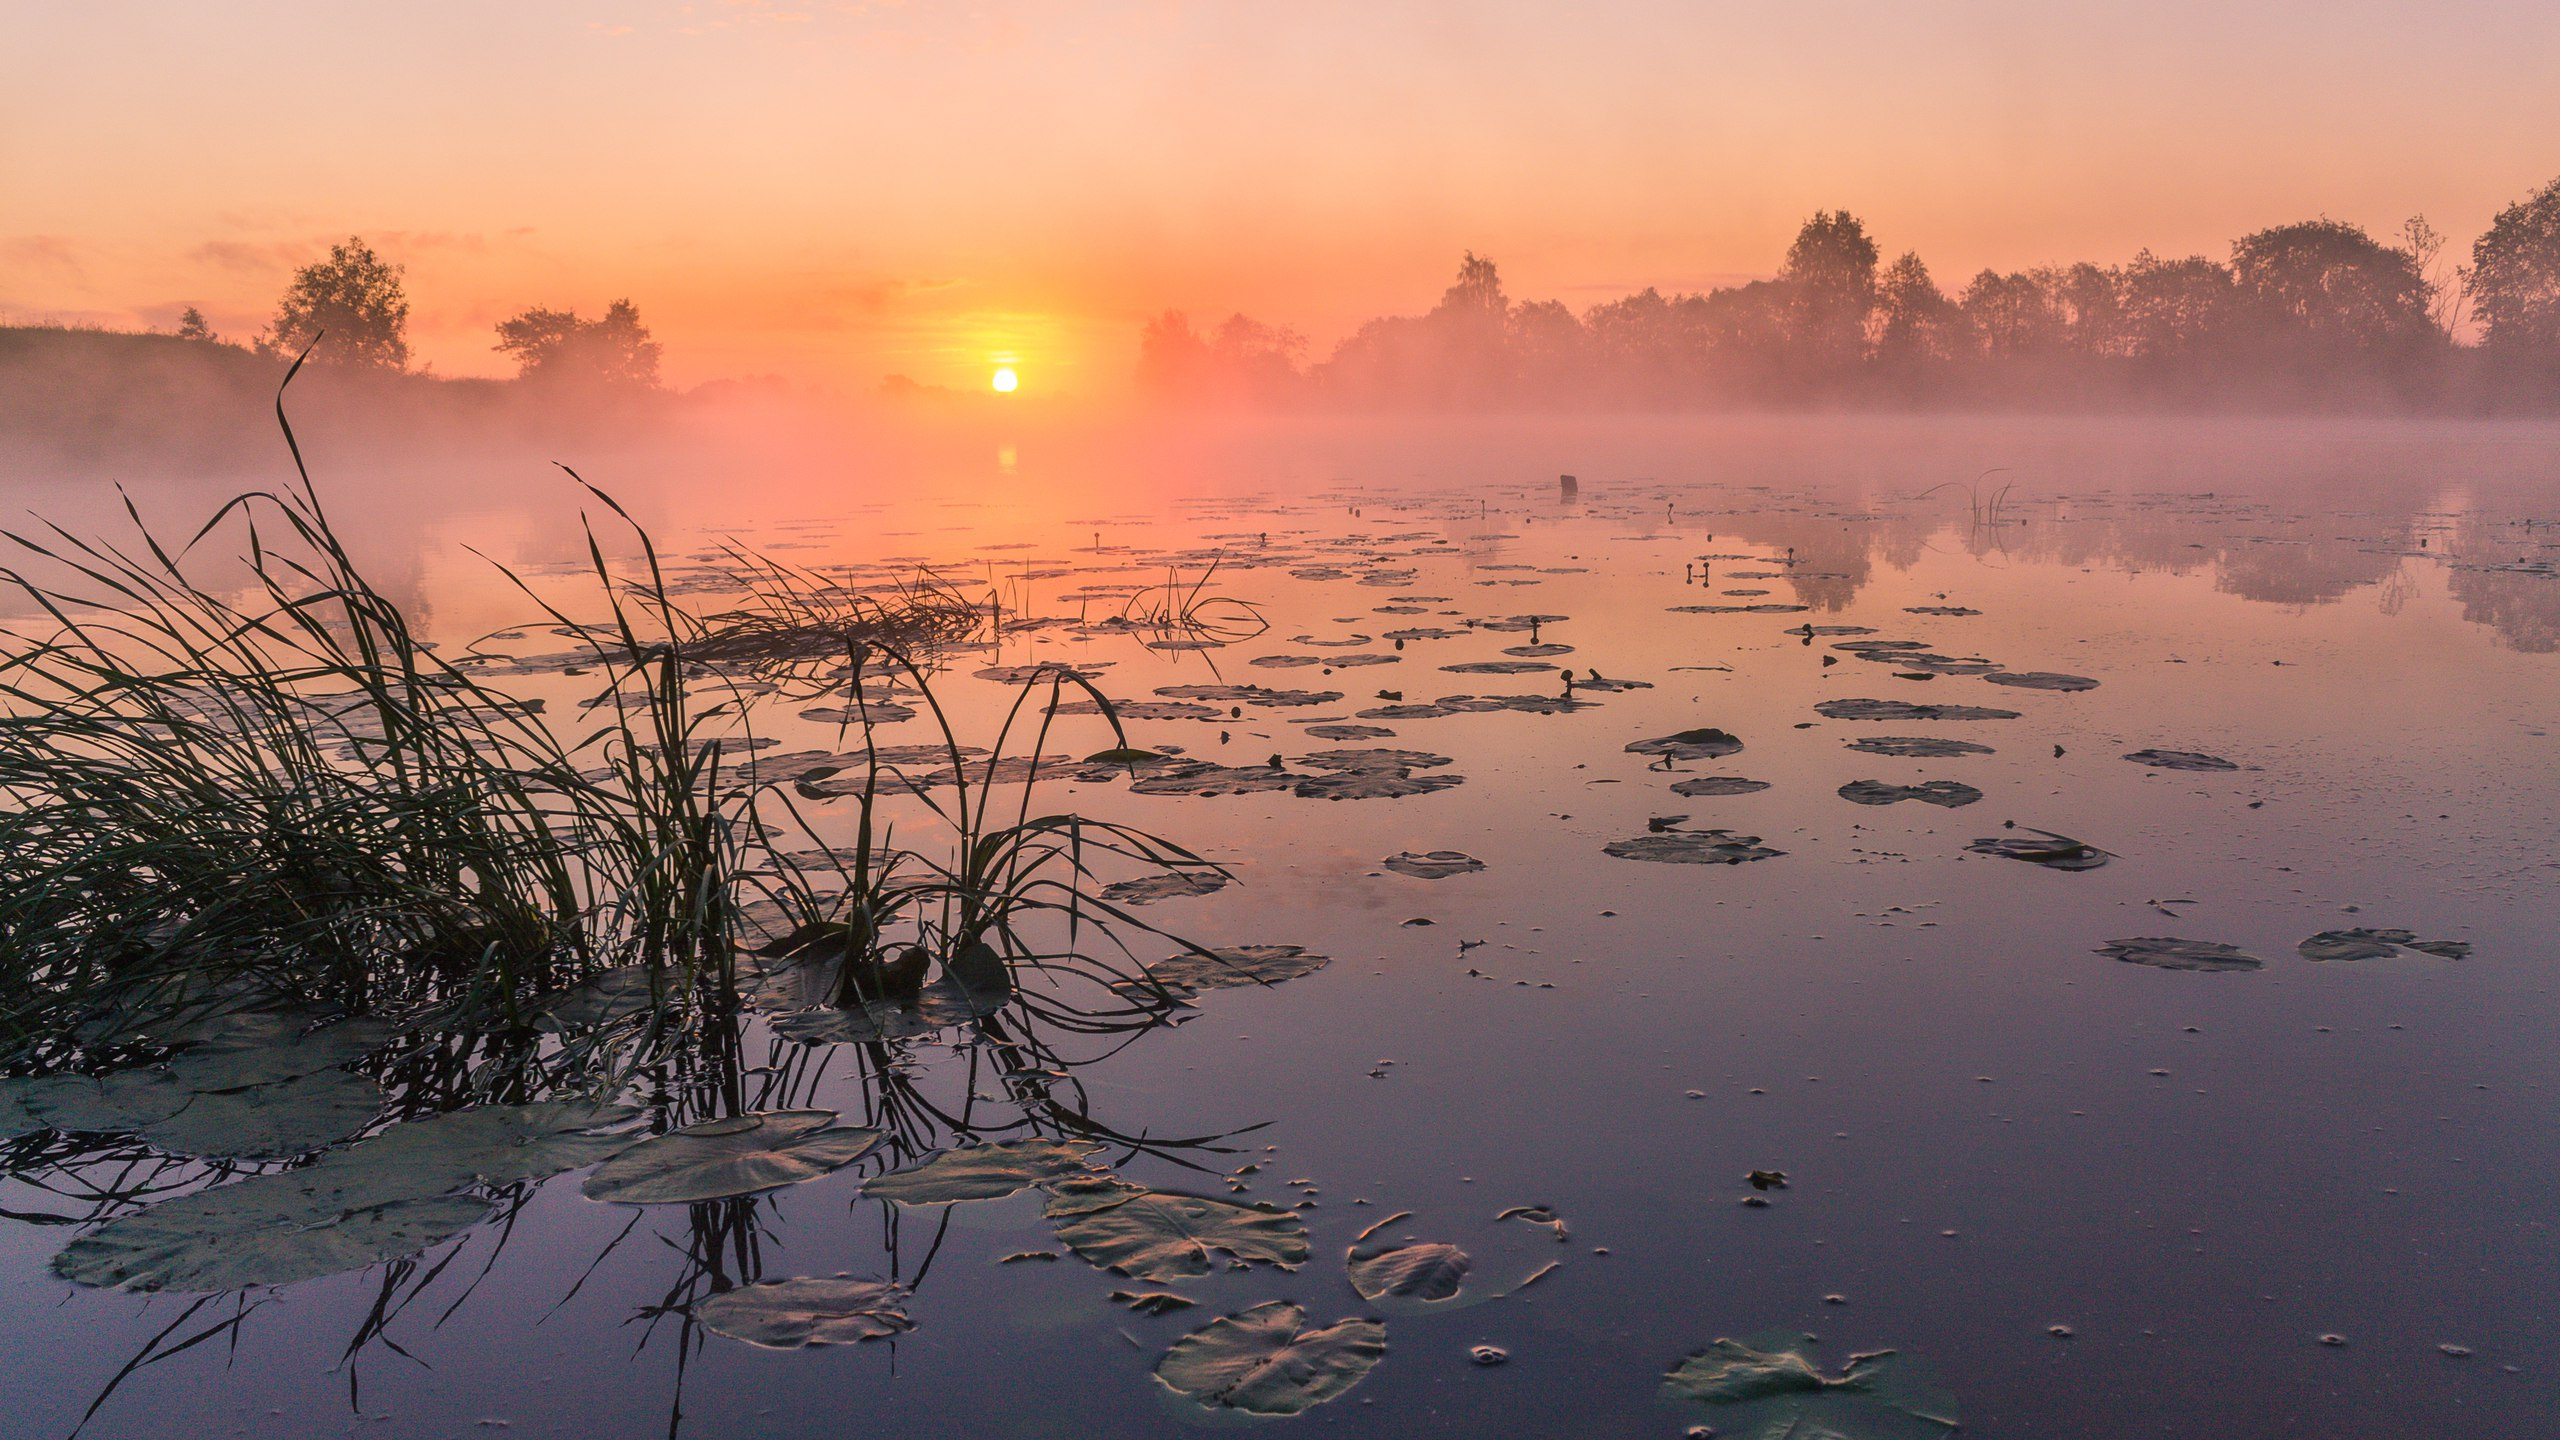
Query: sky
[{"left": 6, "top": 1, "right": 2558, "bottom": 395}]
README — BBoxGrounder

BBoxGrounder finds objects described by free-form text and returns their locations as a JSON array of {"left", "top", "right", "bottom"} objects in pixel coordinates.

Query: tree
[
  {"left": 2399, "top": 215, "right": 2466, "bottom": 340},
  {"left": 1870, "top": 252, "right": 1958, "bottom": 377},
  {"left": 1137, "top": 310, "right": 1304, "bottom": 402},
  {"left": 2116, "top": 251, "right": 2235, "bottom": 363},
  {"left": 2228, "top": 219, "right": 2434, "bottom": 362},
  {"left": 2470, "top": 175, "right": 2560, "bottom": 360},
  {"left": 1779, "top": 211, "right": 1879, "bottom": 376},
  {"left": 263, "top": 237, "right": 409, "bottom": 369},
  {"left": 1961, "top": 269, "right": 2064, "bottom": 359},
  {"left": 175, "top": 307, "right": 214, "bottom": 342},
  {"left": 493, "top": 299, "right": 662, "bottom": 389}
]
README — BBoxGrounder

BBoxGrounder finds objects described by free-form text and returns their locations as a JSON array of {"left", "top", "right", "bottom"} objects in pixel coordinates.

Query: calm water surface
[{"left": 3, "top": 416, "right": 2556, "bottom": 1438}]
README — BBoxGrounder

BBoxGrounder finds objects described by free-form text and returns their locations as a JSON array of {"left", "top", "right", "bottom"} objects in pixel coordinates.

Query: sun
[{"left": 991, "top": 366, "right": 1019, "bottom": 393}]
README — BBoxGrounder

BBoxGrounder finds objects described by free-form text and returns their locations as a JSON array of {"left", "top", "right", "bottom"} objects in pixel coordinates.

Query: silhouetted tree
[
  {"left": 174, "top": 307, "right": 214, "bottom": 343},
  {"left": 493, "top": 298, "right": 662, "bottom": 389},
  {"left": 1779, "top": 211, "right": 1879, "bottom": 379},
  {"left": 261, "top": 236, "right": 409, "bottom": 369},
  {"left": 2229, "top": 220, "right": 2435, "bottom": 367},
  {"left": 2116, "top": 251, "right": 2235, "bottom": 367},
  {"left": 2470, "top": 175, "right": 2560, "bottom": 367},
  {"left": 1870, "top": 252, "right": 1960, "bottom": 383},
  {"left": 2399, "top": 215, "right": 2467, "bottom": 340},
  {"left": 1137, "top": 310, "right": 1304, "bottom": 402},
  {"left": 1961, "top": 269, "right": 2065, "bottom": 359}
]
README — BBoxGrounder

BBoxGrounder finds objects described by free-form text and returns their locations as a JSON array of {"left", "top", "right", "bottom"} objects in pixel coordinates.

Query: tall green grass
[{"left": 0, "top": 354, "right": 1219, "bottom": 1072}]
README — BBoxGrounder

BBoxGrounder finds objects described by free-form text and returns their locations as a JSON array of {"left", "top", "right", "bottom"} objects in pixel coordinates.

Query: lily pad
[
  {"left": 1441, "top": 660, "right": 1557, "bottom": 674},
  {"left": 1663, "top": 1336, "right": 1957, "bottom": 1438},
  {"left": 696, "top": 1278, "right": 915, "bottom": 1348},
  {"left": 1817, "top": 699, "right": 2020, "bottom": 722},
  {"left": 1293, "top": 771, "right": 1465, "bottom": 800},
  {"left": 768, "top": 978, "right": 1003, "bottom": 1044},
  {"left": 1113, "top": 1289, "right": 1197, "bottom": 1315},
  {"left": 140, "top": 1068, "right": 382, "bottom": 1160},
  {"left": 2298, "top": 928, "right": 2471, "bottom": 962},
  {"left": 323, "top": 1102, "right": 643, "bottom": 1198},
  {"left": 1296, "top": 748, "right": 1451, "bottom": 772},
  {"left": 1669, "top": 776, "right": 1772, "bottom": 797},
  {"left": 861, "top": 1139, "right": 1107, "bottom": 1205},
  {"left": 1604, "top": 831, "right": 1783, "bottom": 865},
  {"left": 2123, "top": 749, "right": 2239, "bottom": 772},
  {"left": 2096, "top": 937, "right": 2264, "bottom": 972},
  {"left": 19, "top": 1070, "right": 192, "bottom": 1134},
  {"left": 1125, "top": 945, "right": 1329, "bottom": 1001},
  {"left": 166, "top": 1015, "right": 395, "bottom": 1091},
  {"left": 1984, "top": 671, "right": 2099, "bottom": 692},
  {"left": 1347, "top": 1213, "right": 1470, "bottom": 1308},
  {"left": 1101, "top": 872, "right": 1231, "bottom": 905},
  {"left": 1054, "top": 1191, "right": 1309, "bottom": 1280},
  {"left": 54, "top": 1184, "right": 493, "bottom": 1293},
  {"left": 581, "top": 1111, "right": 884, "bottom": 1204},
  {"left": 1838, "top": 779, "right": 1982, "bottom": 808},
  {"left": 1156, "top": 1301, "right": 1387, "bottom": 1416},
  {"left": 1382, "top": 851, "right": 1485, "bottom": 879},
  {"left": 530, "top": 966, "right": 670, "bottom": 1033},
  {"left": 1849, "top": 736, "right": 1994, "bottom": 758},
  {"left": 0, "top": 1080, "right": 40, "bottom": 1140},
  {"left": 1967, "top": 829, "right": 2111, "bottom": 870},
  {"left": 1628, "top": 728, "right": 1744, "bottom": 761},
  {"left": 1129, "top": 762, "right": 1298, "bottom": 797},
  {"left": 1304, "top": 724, "right": 1396, "bottom": 740}
]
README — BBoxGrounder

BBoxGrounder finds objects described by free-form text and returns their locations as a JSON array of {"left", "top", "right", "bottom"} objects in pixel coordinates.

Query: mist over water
[{"left": 1, "top": 383, "right": 2556, "bottom": 1438}]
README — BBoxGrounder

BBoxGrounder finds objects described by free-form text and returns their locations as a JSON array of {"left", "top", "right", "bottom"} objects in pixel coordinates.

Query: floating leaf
[
  {"left": 1053, "top": 1191, "right": 1309, "bottom": 1280},
  {"left": 1817, "top": 699, "right": 2019, "bottom": 721},
  {"left": 0, "top": 1080, "right": 40, "bottom": 1140},
  {"left": 1670, "top": 775, "right": 1772, "bottom": 796},
  {"left": 530, "top": 965, "right": 669, "bottom": 1034},
  {"left": 328, "top": 1102, "right": 641, "bottom": 1198},
  {"left": 1441, "top": 660, "right": 1556, "bottom": 674},
  {"left": 582, "top": 1111, "right": 883, "bottom": 1204},
  {"left": 1113, "top": 1289, "right": 1197, "bottom": 1315},
  {"left": 1100, "top": 872, "right": 1230, "bottom": 905},
  {"left": 696, "top": 1278, "right": 915, "bottom": 1348},
  {"left": 862, "top": 1139, "right": 1106, "bottom": 1205},
  {"left": 166, "top": 1016, "right": 395, "bottom": 1091},
  {"left": 1984, "top": 670, "right": 2099, "bottom": 692},
  {"left": 1604, "top": 830, "right": 1783, "bottom": 865},
  {"left": 1124, "top": 945, "right": 1330, "bottom": 1001},
  {"left": 1848, "top": 736, "right": 1993, "bottom": 758},
  {"left": 1155, "top": 1301, "right": 1387, "bottom": 1416},
  {"left": 1130, "top": 762, "right": 1299, "bottom": 797},
  {"left": 2123, "top": 749, "right": 2238, "bottom": 772},
  {"left": 19, "top": 1071, "right": 192, "bottom": 1134},
  {"left": 2095, "top": 937, "right": 2263, "bottom": 972},
  {"left": 1627, "top": 728, "right": 1744, "bottom": 760},
  {"left": 1296, "top": 748, "right": 1452, "bottom": 772},
  {"left": 54, "top": 1183, "right": 492, "bottom": 1293},
  {"left": 141, "top": 1068, "right": 382, "bottom": 1160},
  {"left": 2298, "top": 927, "right": 2470, "bottom": 962},
  {"left": 1968, "top": 829, "right": 2111, "bottom": 870},
  {"left": 1346, "top": 1212, "right": 1471, "bottom": 1309},
  {"left": 1838, "top": 779, "right": 1982, "bottom": 808},
  {"left": 1044, "top": 1172, "right": 1151, "bottom": 1215},
  {"left": 1294, "top": 770, "right": 1465, "bottom": 800},
  {"left": 1663, "top": 1336, "right": 1958, "bottom": 1438},
  {"left": 1383, "top": 850, "right": 1485, "bottom": 879}
]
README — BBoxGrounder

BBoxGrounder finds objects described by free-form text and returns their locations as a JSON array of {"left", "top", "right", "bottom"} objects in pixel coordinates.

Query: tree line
[
  {"left": 168, "top": 237, "right": 662, "bottom": 392},
  {"left": 1140, "top": 174, "right": 2560, "bottom": 410}
]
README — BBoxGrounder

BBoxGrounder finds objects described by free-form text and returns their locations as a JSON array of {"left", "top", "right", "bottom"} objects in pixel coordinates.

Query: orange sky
[{"left": 7, "top": 1, "right": 2558, "bottom": 395}]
